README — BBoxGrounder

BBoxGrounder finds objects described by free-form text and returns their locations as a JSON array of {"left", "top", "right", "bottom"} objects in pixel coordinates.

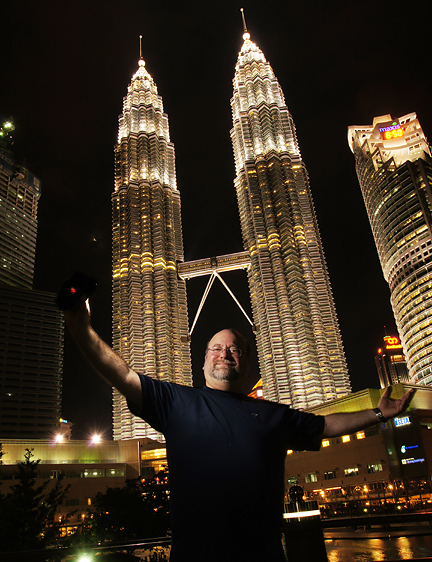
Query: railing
[{"left": 1, "top": 536, "right": 171, "bottom": 561}]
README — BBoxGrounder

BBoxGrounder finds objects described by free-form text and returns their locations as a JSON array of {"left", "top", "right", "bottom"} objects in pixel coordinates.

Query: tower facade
[
  {"left": 0, "top": 149, "right": 40, "bottom": 288},
  {"left": 112, "top": 57, "right": 191, "bottom": 440},
  {"left": 349, "top": 113, "right": 432, "bottom": 386},
  {"left": 230, "top": 31, "right": 350, "bottom": 408}
]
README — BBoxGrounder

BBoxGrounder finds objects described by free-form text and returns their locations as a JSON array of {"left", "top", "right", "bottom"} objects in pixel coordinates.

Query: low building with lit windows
[
  {"left": 285, "top": 383, "right": 432, "bottom": 515},
  {"left": 0, "top": 437, "right": 167, "bottom": 535}
]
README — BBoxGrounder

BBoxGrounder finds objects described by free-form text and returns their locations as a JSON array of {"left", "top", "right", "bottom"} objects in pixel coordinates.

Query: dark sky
[{"left": 2, "top": 1, "right": 431, "bottom": 439}]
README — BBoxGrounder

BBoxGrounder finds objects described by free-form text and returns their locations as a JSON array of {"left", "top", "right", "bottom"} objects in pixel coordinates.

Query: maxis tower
[
  {"left": 112, "top": 56, "right": 191, "bottom": 440},
  {"left": 230, "top": 27, "right": 350, "bottom": 408},
  {"left": 349, "top": 113, "right": 432, "bottom": 387}
]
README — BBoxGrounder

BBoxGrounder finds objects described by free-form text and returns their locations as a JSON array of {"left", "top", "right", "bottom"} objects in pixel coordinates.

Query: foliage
[
  {"left": 0, "top": 448, "right": 71, "bottom": 552},
  {"left": 75, "top": 472, "right": 170, "bottom": 544}
]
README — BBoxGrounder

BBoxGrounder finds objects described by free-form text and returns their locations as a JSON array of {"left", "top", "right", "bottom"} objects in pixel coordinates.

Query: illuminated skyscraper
[
  {"left": 349, "top": 113, "right": 432, "bottom": 386},
  {"left": 0, "top": 122, "right": 63, "bottom": 439},
  {"left": 230, "top": 26, "right": 350, "bottom": 408},
  {"left": 112, "top": 55, "right": 191, "bottom": 440}
]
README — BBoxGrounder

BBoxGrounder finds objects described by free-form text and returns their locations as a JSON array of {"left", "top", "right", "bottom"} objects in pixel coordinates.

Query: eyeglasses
[{"left": 207, "top": 345, "right": 243, "bottom": 357}]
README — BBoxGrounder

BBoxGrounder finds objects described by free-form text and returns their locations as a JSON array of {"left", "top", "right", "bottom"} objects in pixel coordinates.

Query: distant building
[
  {"left": 0, "top": 148, "right": 40, "bottom": 288},
  {"left": 376, "top": 335, "right": 410, "bottom": 388},
  {"left": 348, "top": 114, "right": 432, "bottom": 387},
  {"left": 0, "top": 122, "right": 63, "bottom": 439},
  {"left": 0, "top": 285, "right": 63, "bottom": 438}
]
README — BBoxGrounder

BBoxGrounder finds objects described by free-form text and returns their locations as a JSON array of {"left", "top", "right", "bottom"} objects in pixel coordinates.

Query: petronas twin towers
[{"left": 112, "top": 26, "right": 351, "bottom": 439}]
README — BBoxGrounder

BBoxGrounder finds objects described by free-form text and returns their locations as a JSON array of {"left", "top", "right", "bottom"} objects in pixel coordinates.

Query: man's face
[{"left": 203, "top": 329, "right": 248, "bottom": 392}]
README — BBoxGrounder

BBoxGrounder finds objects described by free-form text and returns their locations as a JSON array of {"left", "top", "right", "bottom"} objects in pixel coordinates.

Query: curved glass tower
[
  {"left": 348, "top": 113, "right": 432, "bottom": 386},
  {"left": 112, "top": 56, "right": 191, "bottom": 440},
  {"left": 230, "top": 29, "right": 350, "bottom": 408}
]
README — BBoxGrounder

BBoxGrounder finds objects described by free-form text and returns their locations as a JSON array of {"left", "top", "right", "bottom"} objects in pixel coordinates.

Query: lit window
[
  {"left": 356, "top": 431, "right": 365, "bottom": 439},
  {"left": 367, "top": 463, "right": 383, "bottom": 474},
  {"left": 342, "top": 435, "right": 350, "bottom": 443},
  {"left": 305, "top": 472, "right": 318, "bottom": 483},
  {"left": 322, "top": 440, "right": 330, "bottom": 447}
]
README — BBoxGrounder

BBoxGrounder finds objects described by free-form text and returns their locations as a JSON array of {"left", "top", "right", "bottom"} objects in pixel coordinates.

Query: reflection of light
[{"left": 396, "top": 536, "right": 413, "bottom": 559}]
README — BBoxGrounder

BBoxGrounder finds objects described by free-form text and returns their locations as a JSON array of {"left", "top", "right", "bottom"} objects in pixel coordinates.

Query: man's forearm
[
  {"left": 322, "top": 386, "right": 415, "bottom": 438},
  {"left": 322, "top": 409, "right": 378, "bottom": 438},
  {"left": 65, "top": 305, "right": 142, "bottom": 411}
]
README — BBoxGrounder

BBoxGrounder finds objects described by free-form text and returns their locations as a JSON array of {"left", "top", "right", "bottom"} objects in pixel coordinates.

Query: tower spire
[
  {"left": 139, "top": 34, "right": 143, "bottom": 59},
  {"left": 240, "top": 8, "right": 250, "bottom": 40}
]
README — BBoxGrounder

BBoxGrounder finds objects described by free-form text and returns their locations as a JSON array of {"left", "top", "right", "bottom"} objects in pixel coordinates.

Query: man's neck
[{"left": 205, "top": 380, "right": 244, "bottom": 394}]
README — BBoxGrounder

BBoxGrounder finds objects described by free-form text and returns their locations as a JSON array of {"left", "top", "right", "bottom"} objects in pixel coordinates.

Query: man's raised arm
[
  {"left": 64, "top": 298, "right": 142, "bottom": 412},
  {"left": 322, "top": 386, "right": 415, "bottom": 438}
]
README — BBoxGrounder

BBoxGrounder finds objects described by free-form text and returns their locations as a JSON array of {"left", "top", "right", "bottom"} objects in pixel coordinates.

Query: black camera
[{"left": 55, "top": 271, "right": 98, "bottom": 311}]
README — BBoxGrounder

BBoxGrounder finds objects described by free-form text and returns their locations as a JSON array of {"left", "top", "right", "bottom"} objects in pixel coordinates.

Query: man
[{"left": 65, "top": 299, "right": 414, "bottom": 562}]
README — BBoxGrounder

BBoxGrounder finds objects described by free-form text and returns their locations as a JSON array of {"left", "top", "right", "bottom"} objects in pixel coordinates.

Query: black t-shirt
[{"left": 132, "top": 375, "right": 325, "bottom": 562}]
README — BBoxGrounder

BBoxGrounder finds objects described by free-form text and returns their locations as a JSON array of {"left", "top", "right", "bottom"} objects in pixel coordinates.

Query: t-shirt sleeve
[
  {"left": 127, "top": 374, "right": 175, "bottom": 433},
  {"left": 283, "top": 408, "right": 325, "bottom": 451}
]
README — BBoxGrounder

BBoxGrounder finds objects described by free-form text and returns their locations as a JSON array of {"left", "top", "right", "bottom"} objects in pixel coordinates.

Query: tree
[
  {"left": 77, "top": 472, "right": 170, "bottom": 544},
  {"left": 0, "top": 448, "right": 71, "bottom": 552}
]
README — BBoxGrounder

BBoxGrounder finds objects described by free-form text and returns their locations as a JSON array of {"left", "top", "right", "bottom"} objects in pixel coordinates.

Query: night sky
[{"left": 2, "top": 2, "right": 431, "bottom": 439}]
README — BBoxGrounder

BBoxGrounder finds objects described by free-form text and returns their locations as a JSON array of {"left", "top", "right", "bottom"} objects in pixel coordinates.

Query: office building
[
  {"left": 376, "top": 334, "right": 410, "bottom": 388},
  {"left": 112, "top": 56, "right": 191, "bottom": 440},
  {"left": 0, "top": 122, "right": 64, "bottom": 439},
  {"left": 348, "top": 114, "right": 432, "bottom": 386},
  {"left": 229, "top": 26, "right": 350, "bottom": 408}
]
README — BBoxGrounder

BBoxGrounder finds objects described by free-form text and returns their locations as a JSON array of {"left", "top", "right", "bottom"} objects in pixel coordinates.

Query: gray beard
[{"left": 210, "top": 362, "right": 240, "bottom": 381}]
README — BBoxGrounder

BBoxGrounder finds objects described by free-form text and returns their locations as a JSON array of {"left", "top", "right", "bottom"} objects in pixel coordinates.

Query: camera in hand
[{"left": 56, "top": 271, "right": 97, "bottom": 311}]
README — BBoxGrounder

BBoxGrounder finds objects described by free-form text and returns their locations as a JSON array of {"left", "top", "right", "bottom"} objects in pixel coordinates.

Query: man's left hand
[{"left": 378, "top": 387, "right": 416, "bottom": 420}]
